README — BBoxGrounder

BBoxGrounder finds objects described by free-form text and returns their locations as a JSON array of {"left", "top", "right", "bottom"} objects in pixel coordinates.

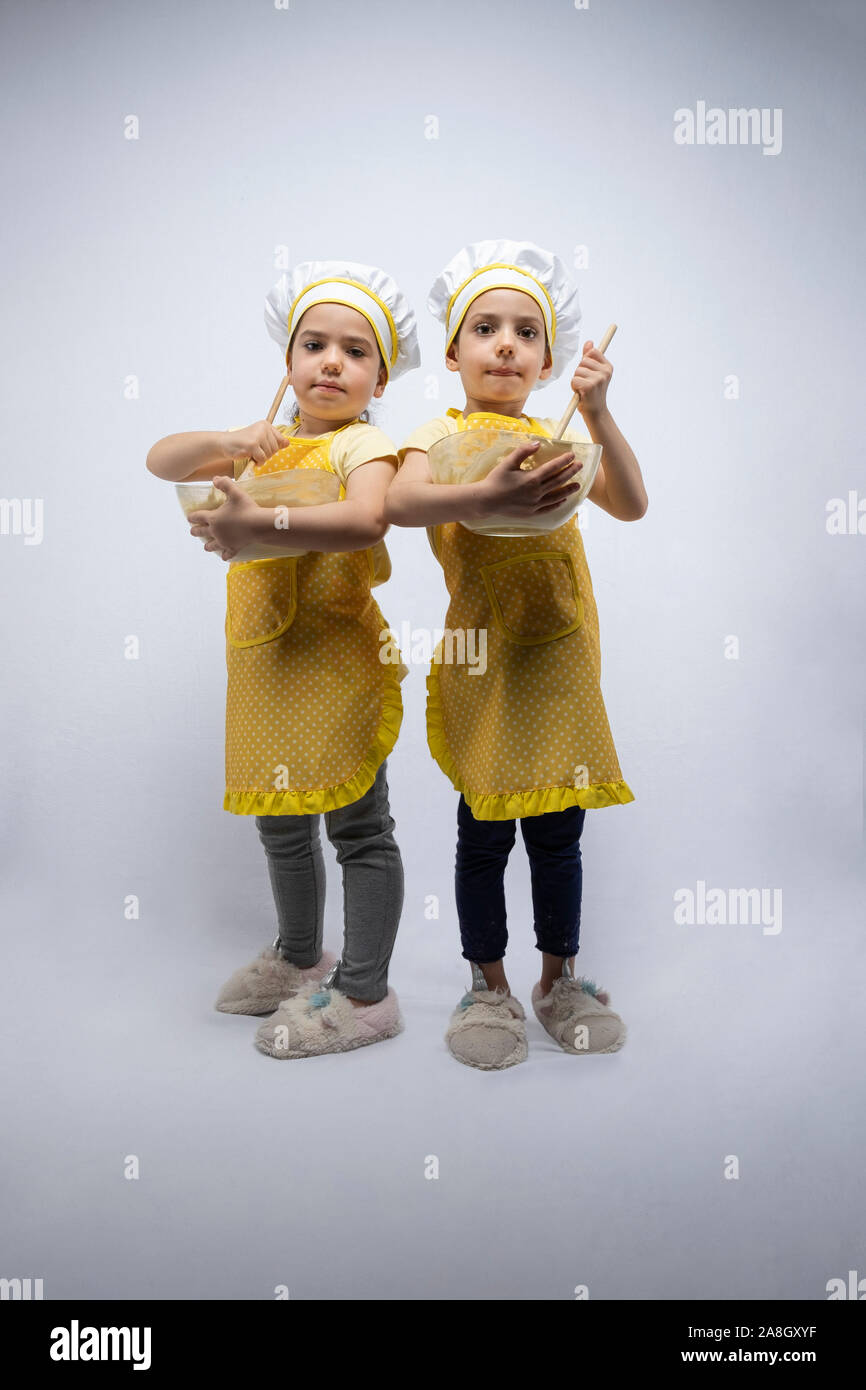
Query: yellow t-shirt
[
  {"left": 397, "top": 414, "right": 590, "bottom": 465},
  {"left": 278, "top": 421, "right": 397, "bottom": 487},
  {"left": 227, "top": 421, "right": 397, "bottom": 486}
]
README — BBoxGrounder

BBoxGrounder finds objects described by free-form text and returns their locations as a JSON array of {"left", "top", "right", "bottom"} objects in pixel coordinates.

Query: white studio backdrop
[{"left": 1, "top": 0, "right": 864, "bottom": 1300}]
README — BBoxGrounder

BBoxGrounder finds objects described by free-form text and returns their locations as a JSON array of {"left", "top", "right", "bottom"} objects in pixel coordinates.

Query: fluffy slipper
[
  {"left": 531, "top": 976, "right": 626, "bottom": 1054},
  {"left": 254, "top": 981, "right": 403, "bottom": 1059},
  {"left": 215, "top": 945, "right": 339, "bottom": 1016},
  {"left": 444, "top": 988, "right": 528, "bottom": 1071}
]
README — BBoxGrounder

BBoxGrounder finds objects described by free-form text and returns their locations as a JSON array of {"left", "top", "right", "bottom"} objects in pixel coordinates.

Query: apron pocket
[
  {"left": 480, "top": 551, "right": 584, "bottom": 646},
  {"left": 226, "top": 557, "right": 298, "bottom": 648}
]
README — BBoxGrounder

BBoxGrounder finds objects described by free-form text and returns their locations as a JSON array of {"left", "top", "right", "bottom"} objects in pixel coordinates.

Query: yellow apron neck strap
[
  {"left": 446, "top": 406, "right": 547, "bottom": 434},
  {"left": 285, "top": 415, "right": 362, "bottom": 439},
  {"left": 237, "top": 416, "right": 361, "bottom": 481}
]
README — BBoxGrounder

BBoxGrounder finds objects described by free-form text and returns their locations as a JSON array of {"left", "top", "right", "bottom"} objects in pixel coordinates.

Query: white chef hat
[
  {"left": 427, "top": 238, "right": 582, "bottom": 387},
  {"left": 264, "top": 259, "right": 420, "bottom": 381}
]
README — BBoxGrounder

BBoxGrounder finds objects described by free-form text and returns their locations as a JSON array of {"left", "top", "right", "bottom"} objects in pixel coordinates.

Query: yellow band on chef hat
[
  {"left": 287, "top": 277, "right": 399, "bottom": 375},
  {"left": 445, "top": 262, "right": 557, "bottom": 349}
]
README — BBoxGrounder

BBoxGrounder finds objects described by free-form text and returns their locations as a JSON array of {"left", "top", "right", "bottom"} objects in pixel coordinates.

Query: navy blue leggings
[{"left": 455, "top": 794, "right": 587, "bottom": 962}]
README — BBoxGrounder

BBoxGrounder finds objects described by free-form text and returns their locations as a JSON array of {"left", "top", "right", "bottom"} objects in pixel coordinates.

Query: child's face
[
  {"left": 287, "top": 302, "right": 387, "bottom": 419},
  {"left": 445, "top": 288, "right": 553, "bottom": 405}
]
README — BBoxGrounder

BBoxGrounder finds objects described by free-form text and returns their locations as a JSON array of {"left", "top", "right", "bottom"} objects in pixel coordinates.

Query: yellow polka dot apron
[
  {"left": 426, "top": 409, "right": 635, "bottom": 820},
  {"left": 224, "top": 422, "right": 403, "bottom": 816}
]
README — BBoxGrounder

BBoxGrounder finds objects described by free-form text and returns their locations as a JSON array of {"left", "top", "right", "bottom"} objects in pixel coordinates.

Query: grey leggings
[{"left": 254, "top": 760, "right": 403, "bottom": 1003}]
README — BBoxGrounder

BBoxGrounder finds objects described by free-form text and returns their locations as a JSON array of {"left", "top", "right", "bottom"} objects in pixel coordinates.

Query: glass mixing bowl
[
  {"left": 175, "top": 469, "right": 340, "bottom": 560},
  {"left": 427, "top": 429, "right": 602, "bottom": 536}
]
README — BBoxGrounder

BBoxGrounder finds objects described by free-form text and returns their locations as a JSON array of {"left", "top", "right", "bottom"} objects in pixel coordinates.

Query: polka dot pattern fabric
[
  {"left": 480, "top": 551, "right": 583, "bottom": 645},
  {"left": 224, "top": 426, "right": 404, "bottom": 816},
  {"left": 227, "top": 560, "right": 296, "bottom": 645},
  {"left": 238, "top": 423, "right": 393, "bottom": 586},
  {"left": 424, "top": 410, "right": 635, "bottom": 820}
]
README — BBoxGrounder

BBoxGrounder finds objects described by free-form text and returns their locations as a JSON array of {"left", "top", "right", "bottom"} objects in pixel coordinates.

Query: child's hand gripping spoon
[
  {"left": 551, "top": 322, "right": 617, "bottom": 440},
  {"left": 232, "top": 374, "right": 293, "bottom": 480},
  {"left": 507, "top": 322, "right": 618, "bottom": 504}
]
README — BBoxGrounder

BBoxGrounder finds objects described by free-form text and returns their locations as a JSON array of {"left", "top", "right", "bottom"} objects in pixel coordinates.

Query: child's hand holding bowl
[
  {"left": 478, "top": 438, "right": 583, "bottom": 518},
  {"left": 188, "top": 476, "right": 267, "bottom": 561}
]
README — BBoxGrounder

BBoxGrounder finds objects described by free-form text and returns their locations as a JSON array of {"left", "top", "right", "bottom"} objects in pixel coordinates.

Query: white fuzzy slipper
[
  {"left": 215, "top": 944, "right": 339, "bottom": 1016},
  {"left": 444, "top": 988, "right": 528, "bottom": 1070},
  {"left": 531, "top": 976, "right": 626, "bottom": 1054},
  {"left": 254, "top": 981, "right": 403, "bottom": 1059}
]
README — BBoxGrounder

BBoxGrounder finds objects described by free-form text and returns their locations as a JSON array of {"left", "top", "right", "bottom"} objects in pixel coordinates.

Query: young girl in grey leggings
[{"left": 149, "top": 257, "right": 418, "bottom": 1059}]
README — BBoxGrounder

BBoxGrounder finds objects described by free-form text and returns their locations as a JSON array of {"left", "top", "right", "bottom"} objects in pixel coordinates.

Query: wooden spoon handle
[
  {"left": 266, "top": 373, "right": 291, "bottom": 424},
  {"left": 553, "top": 323, "right": 617, "bottom": 438}
]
